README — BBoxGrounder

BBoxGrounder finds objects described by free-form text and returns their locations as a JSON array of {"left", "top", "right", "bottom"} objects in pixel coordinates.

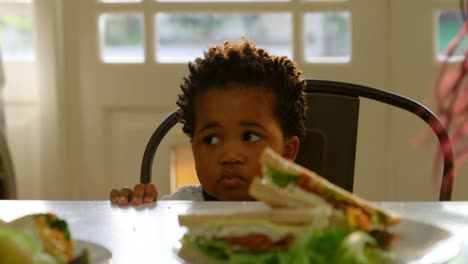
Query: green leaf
[
  {"left": 0, "top": 228, "right": 58, "bottom": 264},
  {"left": 334, "top": 231, "right": 398, "bottom": 264},
  {"left": 44, "top": 214, "right": 71, "bottom": 240},
  {"left": 305, "top": 226, "right": 349, "bottom": 264},
  {"left": 265, "top": 166, "right": 299, "bottom": 187},
  {"left": 183, "top": 228, "right": 398, "bottom": 264},
  {"left": 185, "top": 235, "right": 230, "bottom": 261}
]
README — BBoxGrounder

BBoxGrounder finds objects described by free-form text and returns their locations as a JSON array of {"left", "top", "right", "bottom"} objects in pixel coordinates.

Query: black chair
[
  {"left": 295, "top": 86, "right": 359, "bottom": 193},
  {"left": 140, "top": 79, "right": 455, "bottom": 201}
]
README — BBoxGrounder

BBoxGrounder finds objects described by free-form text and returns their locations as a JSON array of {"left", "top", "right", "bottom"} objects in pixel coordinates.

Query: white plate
[
  {"left": 74, "top": 240, "right": 112, "bottom": 264},
  {"left": 390, "top": 219, "right": 462, "bottom": 264},
  {"left": 174, "top": 218, "right": 462, "bottom": 264}
]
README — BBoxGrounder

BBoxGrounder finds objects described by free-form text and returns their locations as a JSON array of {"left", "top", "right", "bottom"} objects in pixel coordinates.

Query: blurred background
[{"left": 0, "top": 0, "right": 466, "bottom": 201}]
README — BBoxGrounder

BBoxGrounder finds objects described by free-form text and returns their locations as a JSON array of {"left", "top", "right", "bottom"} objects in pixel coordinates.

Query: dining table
[{"left": 0, "top": 200, "right": 467, "bottom": 264}]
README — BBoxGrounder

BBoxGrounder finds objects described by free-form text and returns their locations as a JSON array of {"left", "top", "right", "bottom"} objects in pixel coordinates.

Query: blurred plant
[{"left": 414, "top": 1, "right": 468, "bottom": 183}]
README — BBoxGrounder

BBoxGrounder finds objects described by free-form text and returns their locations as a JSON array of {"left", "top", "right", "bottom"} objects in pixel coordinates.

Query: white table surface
[{"left": 0, "top": 200, "right": 467, "bottom": 264}]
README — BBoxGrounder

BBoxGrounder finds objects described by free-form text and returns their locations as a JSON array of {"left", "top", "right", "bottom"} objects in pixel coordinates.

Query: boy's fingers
[
  {"left": 110, "top": 185, "right": 155, "bottom": 206},
  {"left": 118, "top": 198, "right": 129, "bottom": 206},
  {"left": 131, "top": 184, "right": 145, "bottom": 205},
  {"left": 117, "top": 188, "right": 133, "bottom": 206},
  {"left": 119, "top": 187, "right": 133, "bottom": 198},
  {"left": 133, "top": 184, "right": 145, "bottom": 199},
  {"left": 109, "top": 189, "right": 119, "bottom": 204},
  {"left": 143, "top": 184, "right": 158, "bottom": 203}
]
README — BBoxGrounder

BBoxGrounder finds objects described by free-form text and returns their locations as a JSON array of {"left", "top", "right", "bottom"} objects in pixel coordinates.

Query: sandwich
[
  {"left": 178, "top": 207, "right": 398, "bottom": 264},
  {"left": 249, "top": 148, "right": 401, "bottom": 246},
  {"left": 178, "top": 207, "right": 325, "bottom": 264},
  {"left": 0, "top": 213, "right": 88, "bottom": 264}
]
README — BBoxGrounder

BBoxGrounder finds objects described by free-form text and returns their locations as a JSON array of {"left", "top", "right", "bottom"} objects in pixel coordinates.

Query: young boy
[{"left": 110, "top": 37, "right": 307, "bottom": 205}]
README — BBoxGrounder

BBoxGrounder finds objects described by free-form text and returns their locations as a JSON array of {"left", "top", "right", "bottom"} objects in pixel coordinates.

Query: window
[
  {"left": 96, "top": 0, "right": 353, "bottom": 64},
  {"left": 155, "top": 13, "right": 292, "bottom": 62},
  {"left": 436, "top": 10, "right": 468, "bottom": 60},
  {"left": 0, "top": 1, "right": 35, "bottom": 61},
  {"left": 98, "top": 13, "right": 145, "bottom": 63},
  {"left": 304, "top": 12, "right": 351, "bottom": 62}
]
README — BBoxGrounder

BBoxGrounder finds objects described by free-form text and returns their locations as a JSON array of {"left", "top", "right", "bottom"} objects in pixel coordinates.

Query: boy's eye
[
  {"left": 203, "top": 136, "right": 220, "bottom": 145},
  {"left": 243, "top": 132, "right": 261, "bottom": 142}
]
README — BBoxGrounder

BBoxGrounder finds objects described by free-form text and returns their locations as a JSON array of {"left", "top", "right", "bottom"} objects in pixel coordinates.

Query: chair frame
[{"left": 140, "top": 79, "right": 455, "bottom": 201}]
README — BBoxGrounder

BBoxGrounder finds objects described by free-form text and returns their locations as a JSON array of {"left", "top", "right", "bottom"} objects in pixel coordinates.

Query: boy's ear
[{"left": 282, "top": 136, "right": 300, "bottom": 160}]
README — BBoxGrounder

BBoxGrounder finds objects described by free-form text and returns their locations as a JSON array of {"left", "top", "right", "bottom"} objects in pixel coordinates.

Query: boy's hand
[{"left": 110, "top": 184, "right": 158, "bottom": 206}]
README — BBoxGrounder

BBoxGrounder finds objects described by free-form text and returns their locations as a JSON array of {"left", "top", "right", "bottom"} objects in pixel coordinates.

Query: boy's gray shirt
[{"left": 160, "top": 185, "right": 204, "bottom": 201}]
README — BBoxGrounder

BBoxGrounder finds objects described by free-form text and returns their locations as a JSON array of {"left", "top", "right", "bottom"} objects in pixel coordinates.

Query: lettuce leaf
[
  {"left": 334, "top": 231, "right": 398, "bottom": 264},
  {"left": 184, "top": 227, "right": 399, "bottom": 264},
  {"left": 229, "top": 251, "right": 290, "bottom": 264},
  {"left": 45, "top": 214, "right": 71, "bottom": 240},
  {"left": 264, "top": 166, "right": 299, "bottom": 187},
  {"left": 304, "top": 226, "right": 349, "bottom": 264},
  {"left": 183, "top": 234, "right": 230, "bottom": 261},
  {"left": 184, "top": 233, "right": 309, "bottom": 264},
  {"left": 0, "top": 228, "right": 59, "bottom": 264}
]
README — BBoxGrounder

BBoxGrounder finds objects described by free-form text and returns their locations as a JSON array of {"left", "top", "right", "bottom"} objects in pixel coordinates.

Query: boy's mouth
[{"left": 218, "top": 175, "right": 246, "bottom": 188}]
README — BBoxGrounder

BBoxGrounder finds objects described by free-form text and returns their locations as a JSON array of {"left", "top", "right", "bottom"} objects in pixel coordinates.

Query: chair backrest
[
  {"left": 140, "top": 79, "right": 454, "bottom": 201},
  {"left": 0, "top": 132, "right": 16, "bottom": 199},
  {"left": 295, "top": 91, "right": 359, "bottom": 193}
]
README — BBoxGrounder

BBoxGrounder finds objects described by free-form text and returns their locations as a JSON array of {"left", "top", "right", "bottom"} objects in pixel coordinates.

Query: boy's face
[{"left": 191, "top": 85, "right": 299, "bottom": 201}]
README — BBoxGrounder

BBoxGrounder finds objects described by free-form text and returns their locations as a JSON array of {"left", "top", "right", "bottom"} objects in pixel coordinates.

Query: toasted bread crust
[
  {"left": 179, "top": 205, "right": 330, "bottom": 228},
  {"left": 249, "top": 178, "right": 331, "bottom": 209}
]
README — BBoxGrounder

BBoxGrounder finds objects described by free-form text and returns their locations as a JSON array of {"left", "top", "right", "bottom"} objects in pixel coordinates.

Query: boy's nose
[{"left": 218, "top": 145, "right": 246, "bottom": 166}]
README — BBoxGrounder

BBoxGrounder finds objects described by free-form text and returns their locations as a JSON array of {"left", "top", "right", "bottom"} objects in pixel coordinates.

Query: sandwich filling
[
  {"left": 185, "top": 230, "right": 297, "bottom": 254},
  {"left": 37, "top": 214, "right": 74, "bottom": 262},
  {"left": 182, "top": 222, "right": 398, "bottom": 264},
  {"left": 262, "top": 166, "right": 398, "bottom": 249},
  {"left": 182, "top": 220, "right": 307, "bottom": 262},
  {"left": 265, "top": 166, "right": 392, "bottom": 224}
]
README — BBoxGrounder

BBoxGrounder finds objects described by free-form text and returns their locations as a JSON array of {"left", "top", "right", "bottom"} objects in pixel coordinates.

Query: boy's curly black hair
[{"left": 176, "top": 37, "right": 307, "bottom": 139}]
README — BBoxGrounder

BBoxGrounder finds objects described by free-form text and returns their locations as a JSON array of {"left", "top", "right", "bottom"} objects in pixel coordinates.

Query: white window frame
[{"left": 94, "top": 0, "right": 353, "bottom": 65}]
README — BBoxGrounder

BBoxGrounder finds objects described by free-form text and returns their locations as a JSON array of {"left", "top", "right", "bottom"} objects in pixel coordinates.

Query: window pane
[
  {"left": 98, "top": 13, "right": 144, "bottom": 63},
  {"left": 437, "top": 11, "right": 468, "bottom": 59},
  {"left": 0, "top": 15, "right": 35, "bottom": 61},
  {"left": 155, "top": 13, "right": 292, "bottom": 63},
  {"left": 304, "top": 12, "right": 351, "bottom": 63}
]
